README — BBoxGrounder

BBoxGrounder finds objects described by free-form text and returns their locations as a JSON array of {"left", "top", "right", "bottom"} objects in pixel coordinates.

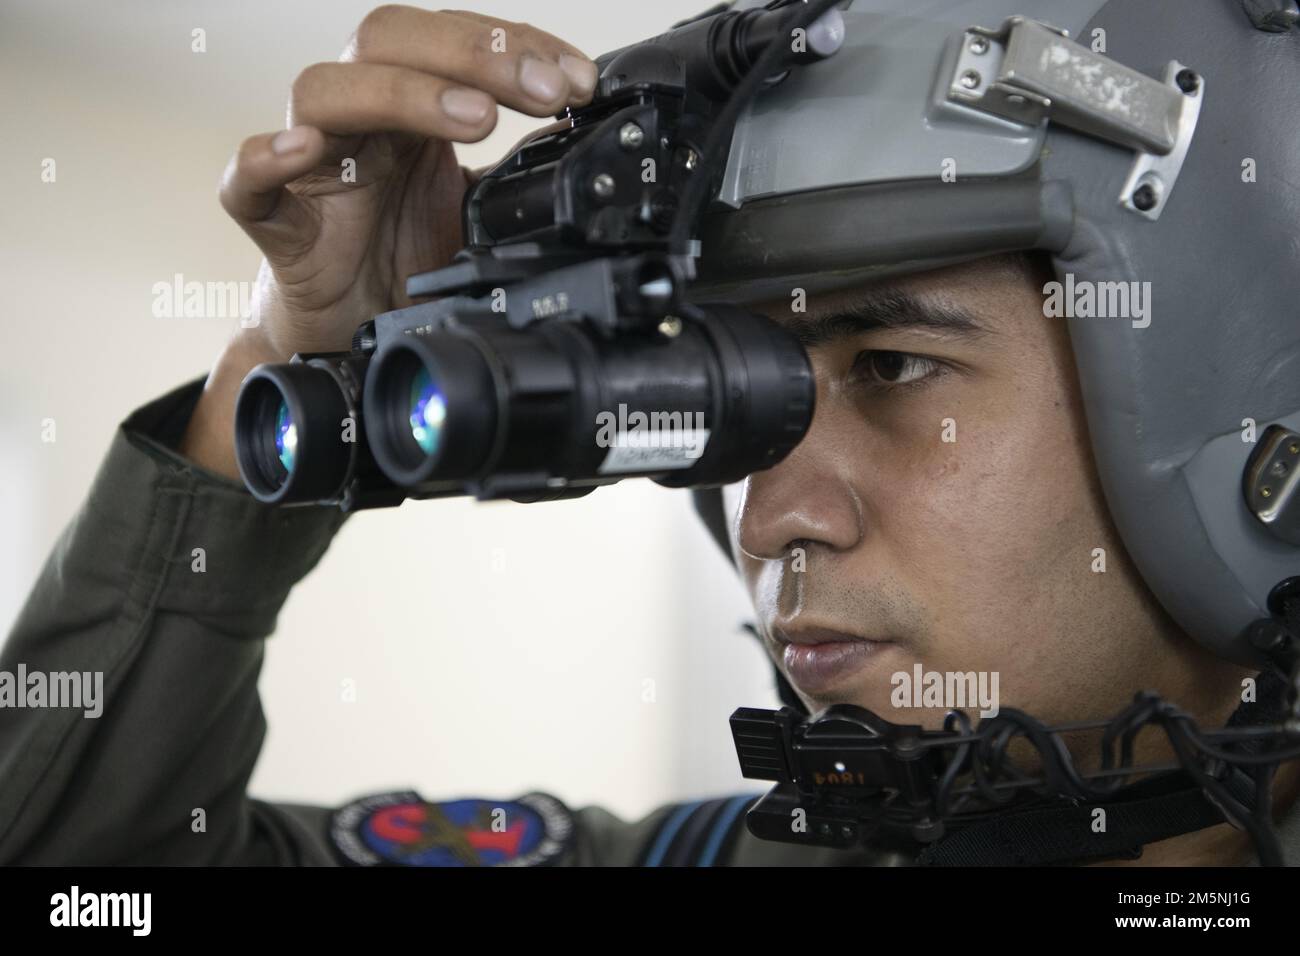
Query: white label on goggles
[{"left": 597, "top": 429, "right": 711, "bottom": 475}]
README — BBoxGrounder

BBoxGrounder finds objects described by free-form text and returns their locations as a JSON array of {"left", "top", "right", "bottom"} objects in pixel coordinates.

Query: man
[
  {"left": 2, "top": 0, "right": 1298, "bottom": 866},
  {"left": 719, "top": 254, "right": 1300, "bottom": 865}
]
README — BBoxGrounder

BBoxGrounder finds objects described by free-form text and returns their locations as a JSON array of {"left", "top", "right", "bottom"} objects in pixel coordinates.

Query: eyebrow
[{"left": 784, "top": 289, "right": 992, "bottom": 348}]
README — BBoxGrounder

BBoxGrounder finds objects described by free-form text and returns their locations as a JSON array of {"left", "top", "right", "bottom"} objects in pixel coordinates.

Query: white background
[{"left": 0, "top": 0, "right": 777, "bottom": 823}]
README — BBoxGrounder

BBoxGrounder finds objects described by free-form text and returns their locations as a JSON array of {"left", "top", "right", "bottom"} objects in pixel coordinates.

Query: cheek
[
  {"left": 743, "top": 558, "right": 785, "bottom": 621},
  {"left": 861, "top": 381, "right": 1099, "bottom": 618}
]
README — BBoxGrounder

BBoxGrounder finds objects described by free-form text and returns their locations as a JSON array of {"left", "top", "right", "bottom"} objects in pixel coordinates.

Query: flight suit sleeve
[
  {"left": 0, "top": 374, "right": 745, "bottom": 868},
  {"left": 0, "top": 374, "right": 873, "bottom": 867},
  {"left": 0, "top": 376, "right": 349, "bottom": 864}
]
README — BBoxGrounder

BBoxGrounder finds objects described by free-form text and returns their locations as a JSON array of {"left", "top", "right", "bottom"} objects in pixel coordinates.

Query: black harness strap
[
  {"left": 917, "top": 669, "right": 1290, "bottom": 866},
  {"left": 915, "top": 770, "right": 1254, "bottom": 866}
]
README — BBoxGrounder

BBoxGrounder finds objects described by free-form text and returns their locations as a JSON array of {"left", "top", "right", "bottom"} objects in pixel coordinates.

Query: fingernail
[
  {"left": 271, "top": 127, "right": 311, "bottom": 155},
  {"left": 518, "top": 55, "right": 566, "bottom": 103},
  {"left": 558, "top": 54, "right": 597, "bottom": 97},
  {"left": 441, "top": 87, "right": 493, "bottom": 125}
]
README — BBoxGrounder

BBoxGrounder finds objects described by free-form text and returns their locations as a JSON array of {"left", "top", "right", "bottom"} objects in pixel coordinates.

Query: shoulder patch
[{"left": 329, "top": 790, "right": 574, "bottom": 867}]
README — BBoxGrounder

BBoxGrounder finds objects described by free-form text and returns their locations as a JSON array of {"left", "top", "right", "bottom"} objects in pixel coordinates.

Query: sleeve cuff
[{"left": 87, "top": 376, "right": 350, "bottom": 631}]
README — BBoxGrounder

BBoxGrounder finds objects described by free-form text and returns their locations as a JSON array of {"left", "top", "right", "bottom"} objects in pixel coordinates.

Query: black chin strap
[
  {"left": 915, "top": 769, "right": 1255, "bottom": 866},
  {"left": 915, "top": 669, "right": 1290, "bottom": 866}
]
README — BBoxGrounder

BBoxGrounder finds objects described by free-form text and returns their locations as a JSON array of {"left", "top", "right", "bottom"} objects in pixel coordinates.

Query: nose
[{"left": 734, "top": 398, "right": 863, "bottom": 561}]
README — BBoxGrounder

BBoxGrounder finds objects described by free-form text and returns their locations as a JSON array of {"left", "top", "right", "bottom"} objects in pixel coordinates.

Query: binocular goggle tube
[
  {"left": 362, "top": 333, "right": 499, "bottom": 488},
  {"left": 362, "top": 307, "right": 815, "bottom": 495},
  {"left": 234, "top": 361, "right": 356, "bottom": 504},
  {"left": 234, "top": 306, "right": 815, "bottom": 506}
]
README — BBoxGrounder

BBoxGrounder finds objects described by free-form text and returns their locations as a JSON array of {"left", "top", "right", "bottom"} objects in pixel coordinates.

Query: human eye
[{"left": 848, "top": 350, "right": 946, "bottom": 391}]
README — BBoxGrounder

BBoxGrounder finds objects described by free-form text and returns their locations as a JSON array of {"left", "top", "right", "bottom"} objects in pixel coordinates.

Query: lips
[{"left": 773, "top": 626, "right": 893, "bottom": 696}]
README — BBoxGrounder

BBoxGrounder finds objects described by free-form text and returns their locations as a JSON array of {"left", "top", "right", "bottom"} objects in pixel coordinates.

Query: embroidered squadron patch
[{"left": 329, "top": 791, "right": 575, "bottom": 867}]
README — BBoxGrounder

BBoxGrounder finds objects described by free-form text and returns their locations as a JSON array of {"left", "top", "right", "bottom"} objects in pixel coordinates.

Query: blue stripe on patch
[
  {"left": 697, "top": 794, "right": 755, "bottom": 867},
  {"left": 643, "top": 801, "right": 705, "bottom": 867}
]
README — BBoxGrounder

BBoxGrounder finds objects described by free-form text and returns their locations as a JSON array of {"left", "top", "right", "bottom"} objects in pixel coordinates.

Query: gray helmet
[{"left": 689, "top": 0, "right": 1300, "bottom": 666}]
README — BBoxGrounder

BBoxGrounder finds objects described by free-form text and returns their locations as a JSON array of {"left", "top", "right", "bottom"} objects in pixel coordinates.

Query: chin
[
  {"left": 793, "top": 686, "right": 967, "bottom": 732},
  {"left": 793, "top": 684, "right": 891, "bottom": 716}
]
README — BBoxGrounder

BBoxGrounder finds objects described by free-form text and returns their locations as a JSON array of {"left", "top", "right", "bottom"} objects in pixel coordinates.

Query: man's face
[{"left": 722, "top": 254, "right": 1218, "bottom": 731}]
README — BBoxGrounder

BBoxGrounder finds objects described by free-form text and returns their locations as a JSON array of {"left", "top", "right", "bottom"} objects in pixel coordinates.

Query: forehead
[
  {"left": 754, "top": 254, "right": 1034, "bottom": 317},
  {"left": 746, "top": 254, "right": 1040, "bottom": 347}
]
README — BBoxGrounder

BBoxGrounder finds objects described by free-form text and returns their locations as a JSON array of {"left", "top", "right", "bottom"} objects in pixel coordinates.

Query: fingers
[
  {"left": 225, "top": 7, "right": 599, "bottom": 262},
  {"left": 440, "top": 8, "right": 598, "bottom": 106},
  {"left": 218, "top": 126, "right": 327, "bottom": 258},
  {"left": 288, "top": 61, "right": 500, "bottom": 144},
  {"left": 340, "top": 5, "right": 598, "bottom": 116}
]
